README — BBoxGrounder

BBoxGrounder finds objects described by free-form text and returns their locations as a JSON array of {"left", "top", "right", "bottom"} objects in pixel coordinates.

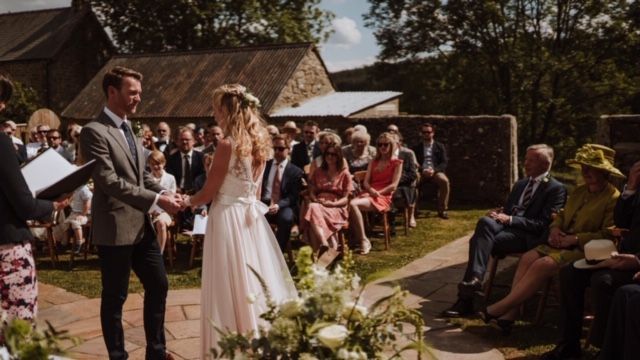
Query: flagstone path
[{"left": 39, "top": 234, "right": 513, "bottom": 359}]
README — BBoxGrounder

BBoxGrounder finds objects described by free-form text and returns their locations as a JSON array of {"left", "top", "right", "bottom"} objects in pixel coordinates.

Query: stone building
[
  {"left": 0, "top": 4, "right": 115, "bottom": 114},
  {"left": 62, "top": 43, "right": 401, "bottom": 128}
]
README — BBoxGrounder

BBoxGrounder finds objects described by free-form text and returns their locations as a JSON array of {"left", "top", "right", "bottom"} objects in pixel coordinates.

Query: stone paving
[{"left": 38, "top": 234, "right": 512, "bottom": 359}]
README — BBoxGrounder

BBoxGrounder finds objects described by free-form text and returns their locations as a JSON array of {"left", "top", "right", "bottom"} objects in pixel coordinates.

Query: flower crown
[{"left": 240, "top": 91, "right": 260, "bottom": 109}]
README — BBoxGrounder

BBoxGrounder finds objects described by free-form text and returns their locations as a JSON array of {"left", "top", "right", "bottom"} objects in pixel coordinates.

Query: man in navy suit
[
  {"left": 443, "top": 144, "right": 567, "bottom": 317},
  {"left": 290, "top": 120, "right": 321, "bottom": 170},
  {"left": 261, "top": 135, "right": 303, "bottom": 251},
  {"left": 166, "top": 127, "right": 205, "bottom": 194}
]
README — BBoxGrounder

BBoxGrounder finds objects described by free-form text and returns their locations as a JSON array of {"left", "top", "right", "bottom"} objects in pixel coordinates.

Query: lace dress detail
[{"left": 200, "top": 143, "right": 297, "bottom": 358}]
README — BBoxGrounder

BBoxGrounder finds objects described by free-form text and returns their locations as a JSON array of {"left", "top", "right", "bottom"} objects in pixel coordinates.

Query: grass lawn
[{"left": 35, "top": 205, "right": 486, "bottom": 298}]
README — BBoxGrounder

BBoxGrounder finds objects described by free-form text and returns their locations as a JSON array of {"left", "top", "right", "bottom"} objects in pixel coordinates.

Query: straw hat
[
  {"left": 573, "top": 239, "right": 617, "bottom": 269},
  {"left": 280, "top": 121, "right": 300, "bottom": 134},
  {"left": 566, "top": 144, "right": 625, "bottom": 178}
]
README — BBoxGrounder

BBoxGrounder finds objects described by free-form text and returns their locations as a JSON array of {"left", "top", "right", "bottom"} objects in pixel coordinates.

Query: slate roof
[
  {"left": 0, "top": 7, "right": 99, "bottom": 62},
  {"left": 63, "top": 43, "right": 325, "bottom": 119},
  {"left": 270, "top": 91, "right": 402, "bottom": 117}
]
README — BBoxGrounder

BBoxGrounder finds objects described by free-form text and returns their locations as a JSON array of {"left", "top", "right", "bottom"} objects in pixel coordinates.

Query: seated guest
[
  {"left": 154, "top": 121, "right": 173, "bottom": 154},
  {"left": 261, "top": 135, "right": 304, "bottom": 251},
  {"left": 202, "top": 124, "right": 223, "bottom": 154},
  {"left": 193, "top": 126, "right": 206, "bottom": 151},
  {"left": 1, "top": 120, "right": 26, "bottom": 163},
  {"left": 280, "top": 121, "right": 300, "bottom": 150},
  {"left": 301, "top": 143, "right": 352, "bottom": 261},
  {"left": 266, "top": 124, "right": 280, "bottom": 138},
  {"left": 543, "top": 159, "right": 640, "bottom": 360},
  {"left": 349, "top": 132, "right": 403, "bottom": 255},
  {"left": 482, "top": 144, "right": 621, "bottom": 334},
  {"left": 342, "top": 126, "right": 355, "bottom": 146},
  {"left": 390, "top": 132, "right": 419, "bottom": 229},
  {"left": 598, "top": 282, "right": 640, "bottom": 360},
  {"left": 309, "top": 131, "right": 342, "bottom": 175},
  {"left": 28, "top": 124, "right": 50, "bottom": 158},
  {"left": 148, "top": 151, "right": 177, "bottom": 253},
  {"left": 411, "top": 123, "right": 450, "bottom": 219},
  {"left": 166, "top": 128, "right": 204, "bottom": 230},
  {"left": 291, "top": 120, "right": 320, "bottom": 170},
  {"left": 343, "top": 130, "right": 376, "bottom": 174},
  {"left": 46, "top": 129, "right": 74, "bottom": 162},
  {"left": 64, "top": 182, "right": 92, "bottom": 254},
  {"left": 443, "top": 144, "right": 566, "bottom": 317}
]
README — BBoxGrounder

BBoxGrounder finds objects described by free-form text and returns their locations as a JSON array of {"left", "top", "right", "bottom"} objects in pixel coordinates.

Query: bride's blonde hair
[{"left": 212, "top": 84, "right": 271, "bottom": 164}]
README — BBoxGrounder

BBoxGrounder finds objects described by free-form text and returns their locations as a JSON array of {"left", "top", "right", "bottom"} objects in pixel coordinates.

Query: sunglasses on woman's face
[{"left": 378, "top": 142, "right": 390, "bottom": 148}]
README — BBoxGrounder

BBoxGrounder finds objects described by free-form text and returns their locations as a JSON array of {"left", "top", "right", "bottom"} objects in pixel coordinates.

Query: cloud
[
  {"left": 325, "top": 56, "right": 377, "bottom": 72},
  {"left": 328, "top": 17, "right": 362, "bottom": 48}
]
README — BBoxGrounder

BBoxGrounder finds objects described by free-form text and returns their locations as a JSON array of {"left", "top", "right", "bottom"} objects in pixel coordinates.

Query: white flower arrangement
[{"left": 211, "top": 247, "right": 426, "bottom": 359}]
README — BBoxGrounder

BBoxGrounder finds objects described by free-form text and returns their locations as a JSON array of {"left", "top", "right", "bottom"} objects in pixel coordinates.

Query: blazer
[
  {"left": 397, "top": 147, "right": 419, "bottom": 187},
  {"left": 0, "top": 134, "right": 54, "bottom": 245},
  {"left": 614, "top": 191, "right": 640, "bottom": 256},
  {"left": 290, "top": 141, "right": 321, "bottom": 170},
  {"left": 165, "top": 150, "right": 205, "bottom": 192},
  {"left": 411, "top": 141, "right": 448, "bottom": 173},
  {"left": 260, "top": 159, "right": 304, "bottom": 211},
  {"left": 80, "top": 111, "right": 164, "bottom": 246},
  {"left": 503, "top": 175, "right": 567, "bottom": 238}
]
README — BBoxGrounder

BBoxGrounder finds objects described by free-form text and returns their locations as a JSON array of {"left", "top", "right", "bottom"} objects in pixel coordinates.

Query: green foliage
[
  {"left": 89, "top": 0, "right": 334, "bottom": 53},
  {"left": 0, "top": 81, "right": 39, "bottom": 124},
  {"left": 212, "top": 246, "right": 427, "bottom": 359},
  {"left": 1, "top": 316, "right": 79, "bottom": 359},
  {"left": 357, "top": 0, "right": 640, "bottom": 163}
]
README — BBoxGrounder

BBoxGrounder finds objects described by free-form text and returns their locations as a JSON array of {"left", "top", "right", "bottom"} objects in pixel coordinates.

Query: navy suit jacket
[
  {"left": 290, "top": 141, "right": 321, "bottom": 170},
  {"left": 503, "top": 175, "right": 567, "bottom": 237},
  {"left": 261, "top": 159, "right": 303, "bottom": 211},
  {"left": 0, "top": 134, "right": 54, "bottom": 245},
  {"left": 166, "top": 150, "right": 205, "bottom": 192},
  {"left": 614, "top": 192, "right": 640, "bottom": 256},
  {"left": 411, "top": 141, "right": 448, "bottom": 173}
]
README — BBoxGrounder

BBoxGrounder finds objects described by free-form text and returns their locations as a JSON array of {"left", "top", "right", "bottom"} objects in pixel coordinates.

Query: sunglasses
[
  {"left": 325, "top": 152, "right": 338, "bottom": 157},
  {"left": 38, "top": 130, "right": 49, "bottom": 134},
  {"left": 378, "top": 143, "right": 391, "bottom": 147},
  {"left": 274, "top": 146, "right": 287, "bottom": 151},
  {"left": 47, "top": 136, "right": 60, "bottom": 140}
]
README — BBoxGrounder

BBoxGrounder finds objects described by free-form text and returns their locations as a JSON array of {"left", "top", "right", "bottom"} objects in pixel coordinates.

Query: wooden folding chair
[{"left": 28, "top": 210, "right": 61, "bottom": 267}]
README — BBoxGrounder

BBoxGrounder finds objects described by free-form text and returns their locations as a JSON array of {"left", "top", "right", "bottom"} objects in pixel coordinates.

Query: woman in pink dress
[
  {"left": 349, "top": 132, "right": 403, "bottom": 255},
  {"left": 301, "top": 143, "right": 353, "bottom": 261}
]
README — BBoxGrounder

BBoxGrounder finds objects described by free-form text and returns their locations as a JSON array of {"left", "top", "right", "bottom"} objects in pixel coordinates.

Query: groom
[{"left": 80, "top": 66, "right": 181, "bottom": 360}]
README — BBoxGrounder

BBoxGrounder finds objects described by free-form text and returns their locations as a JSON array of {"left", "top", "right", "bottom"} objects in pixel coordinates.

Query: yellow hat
[{"left": 566, "top": 144, "right": 625, "bottom": 178}]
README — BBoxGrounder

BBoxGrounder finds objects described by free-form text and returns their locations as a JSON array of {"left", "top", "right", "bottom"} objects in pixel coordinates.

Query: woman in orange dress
[
  {"left": 301, "top": 143, "right": 353, "bottom": 261},
  {"left": 349, "top": 132, "right": 403, "bottom": 255}
]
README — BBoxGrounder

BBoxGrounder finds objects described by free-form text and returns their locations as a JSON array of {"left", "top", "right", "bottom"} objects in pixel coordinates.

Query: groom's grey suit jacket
[{"left": 80, "top": 111, "right": 164, "bottom": 246}]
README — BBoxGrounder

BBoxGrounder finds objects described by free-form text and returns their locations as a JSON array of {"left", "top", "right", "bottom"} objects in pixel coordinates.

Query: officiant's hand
[{"left": 158, "top": 194, "right": 182, "bottom": 214}]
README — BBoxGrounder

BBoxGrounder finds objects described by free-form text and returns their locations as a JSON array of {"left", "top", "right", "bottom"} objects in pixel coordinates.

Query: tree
[
  {"left": 0, "top": 81, "right": 39, "bottom": 125},
  {"left": 90, "top": 0, "right": 334, "bottom": 53},
  {"left": 364, "top": 0, "right": 640, "bottom": 161}
]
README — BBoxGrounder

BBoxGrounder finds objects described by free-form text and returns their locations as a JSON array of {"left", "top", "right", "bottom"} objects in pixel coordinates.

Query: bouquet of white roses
[{"left": 212, "top": 247, "right": 426, "bottom": 359}]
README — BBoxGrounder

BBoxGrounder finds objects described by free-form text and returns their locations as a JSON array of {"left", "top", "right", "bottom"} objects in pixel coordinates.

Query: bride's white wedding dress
[{"left": 200, "top": 147, "right": 297, "bottom": 358}]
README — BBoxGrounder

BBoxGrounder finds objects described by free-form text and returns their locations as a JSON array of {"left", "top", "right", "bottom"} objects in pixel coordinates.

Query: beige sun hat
[
  {"left": 574, "top": 239, "right": 617, "bottom": 269},
  {"left": 566, "top": 144, "right": 625, "bottom": 178},
  {"left": 280, "top": 120, "right": 300, "bottom": 134}
]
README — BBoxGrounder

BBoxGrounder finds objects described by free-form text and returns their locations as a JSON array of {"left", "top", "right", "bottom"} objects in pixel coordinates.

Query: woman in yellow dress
[{"left": 482, "top": 144, "right": 624, "bottom": 333}]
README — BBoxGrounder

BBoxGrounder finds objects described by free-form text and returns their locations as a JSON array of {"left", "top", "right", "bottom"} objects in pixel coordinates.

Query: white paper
[
  {"left": 192, "top": 214, "right": 208, "bottom": 235},
  {"left": 21, "top": 148, "right": 76, "bottom": 197}
]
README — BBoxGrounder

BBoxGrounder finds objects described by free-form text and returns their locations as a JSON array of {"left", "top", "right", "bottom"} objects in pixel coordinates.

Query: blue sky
[{"left": 0, "top": 0, "right": 380, "bottom": 72}]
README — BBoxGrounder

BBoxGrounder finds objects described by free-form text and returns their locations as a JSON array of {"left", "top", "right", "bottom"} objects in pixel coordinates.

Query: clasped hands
[
  {"left": 487, "top": 207, "right": 510, "bottom": 224},
  {"left": 157, "top": 192, "right": 199, "bottom": 214},
  {"left": 547, "top": 227, "right": 578, "bottom": 249}
]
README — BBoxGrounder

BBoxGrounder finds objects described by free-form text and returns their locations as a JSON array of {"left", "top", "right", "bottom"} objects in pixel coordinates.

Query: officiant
[{"left": 0, "top": 75, "right": 69, "bottom": 322}]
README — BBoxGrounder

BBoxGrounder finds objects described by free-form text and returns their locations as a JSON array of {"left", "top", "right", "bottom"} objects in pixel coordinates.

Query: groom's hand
[{"left": 158, "top": 194, "right": 182, "bottom": 214}]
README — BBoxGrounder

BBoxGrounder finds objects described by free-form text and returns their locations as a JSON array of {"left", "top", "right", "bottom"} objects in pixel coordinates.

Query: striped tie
[{"left": 521, "top": 178, "right": 535, "bottom": 209}]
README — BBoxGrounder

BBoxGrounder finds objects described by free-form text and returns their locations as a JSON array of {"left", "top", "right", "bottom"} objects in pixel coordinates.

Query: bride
[{"left": 184, "top": 84, "right": 297, "bottom": 358}]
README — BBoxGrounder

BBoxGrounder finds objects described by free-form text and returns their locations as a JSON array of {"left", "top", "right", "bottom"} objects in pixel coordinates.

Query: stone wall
[
  {"left": 351, "top": 99, "right": 400, "bottom": 118},
  {"left": 268, "top": 115, "right": 518, "bottom": 206},
  {"left": 597, "top": 115, "right": 640, "bottom": 175},
  {"left": 49, "top": 17, "right": 112, "bottom": 113},
  {"left": 271, "top": 49, "right": 334, "bottom": 112}
]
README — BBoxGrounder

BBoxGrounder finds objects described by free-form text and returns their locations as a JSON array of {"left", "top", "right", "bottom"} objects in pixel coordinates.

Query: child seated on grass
[{"left": 148, "top": 150, "right": 177, "bottom": 253}]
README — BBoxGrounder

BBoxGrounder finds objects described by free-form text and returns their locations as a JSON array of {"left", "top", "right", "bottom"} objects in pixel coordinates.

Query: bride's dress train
[{"left": 200, "top": 149, "right": 297, "bottom": 358}]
